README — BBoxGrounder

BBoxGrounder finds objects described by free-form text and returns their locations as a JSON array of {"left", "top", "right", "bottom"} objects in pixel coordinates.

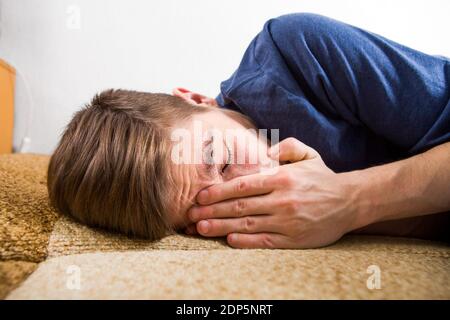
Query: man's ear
[{"left": 172, "top": 87, "right": 218, "bottom": 107}]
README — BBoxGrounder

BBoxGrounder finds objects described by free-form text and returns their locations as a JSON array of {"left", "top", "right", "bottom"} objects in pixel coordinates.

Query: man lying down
[{"left": 47, "top": 13, "right": 450, "bottom": 249}]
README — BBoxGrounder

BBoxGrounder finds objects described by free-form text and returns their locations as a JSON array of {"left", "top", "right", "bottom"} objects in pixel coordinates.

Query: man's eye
[
  {"left": 205, "top": 149, "right": 214, "bottom": 165},
  {"left": 222, "top": 142, "right": 231, "bottom": 174},
  {"left": 203, "top": 143, "right": 214, "bottom": 165},
  {"left": 221, "top": 163, "right": 229, "bottom": 173}
]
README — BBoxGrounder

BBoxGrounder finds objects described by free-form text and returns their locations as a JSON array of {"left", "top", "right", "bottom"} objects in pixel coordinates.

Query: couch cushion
[
  {"left": 0, "top": 260, "right": 37, "bottom": 299},
  {"left": 2, "top": 154, "right": 450, "bottom": 299},
  {"left": 7, "top": 242, "right": 450, "bottom": 299},
  {"left": 0, "top": 154, "right": 59, "bottom": 262}
]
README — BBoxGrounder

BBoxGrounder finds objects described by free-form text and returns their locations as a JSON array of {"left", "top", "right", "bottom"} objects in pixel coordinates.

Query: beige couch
[{"left": 1, "top": 154, "right": 449, "bottom": 299}]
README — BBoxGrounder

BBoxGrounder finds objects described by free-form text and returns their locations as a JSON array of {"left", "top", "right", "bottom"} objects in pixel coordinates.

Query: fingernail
[
  {"left": 197, "top": 190, "right": 209, "bottom": 203},
  {"left": 198, "top": 220, "right": 210, "bottom": 234},
  {"left": 228, "top": 233, "right": 237, "bottom": 242}
]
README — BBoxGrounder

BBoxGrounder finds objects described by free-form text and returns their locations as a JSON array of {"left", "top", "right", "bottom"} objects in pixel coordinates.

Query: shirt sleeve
[{"left": 216, "top": 13, "right": 450, "bottom": 171}]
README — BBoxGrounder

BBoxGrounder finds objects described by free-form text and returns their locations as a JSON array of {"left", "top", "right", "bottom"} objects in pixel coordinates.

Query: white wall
[{"left": 1, "top": 0, "right": 449, "bottom": 154}]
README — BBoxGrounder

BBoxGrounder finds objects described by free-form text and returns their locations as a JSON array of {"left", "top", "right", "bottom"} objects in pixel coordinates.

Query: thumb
[{"left": 268, "top": 137, "right": 320, "bottom": 162}]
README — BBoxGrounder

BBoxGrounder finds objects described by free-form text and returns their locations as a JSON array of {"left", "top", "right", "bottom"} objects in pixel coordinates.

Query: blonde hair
[
  {"left": 48, "top": 89, "right": 255, "bottom": 240},
  {"left": 47, "top": 89, "right": 210, "bottom": 239}
]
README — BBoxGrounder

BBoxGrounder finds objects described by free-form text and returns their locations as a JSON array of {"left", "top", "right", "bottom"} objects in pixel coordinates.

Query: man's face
[{"left": 168, "top": 110, "right": 277, "bottom": 229}]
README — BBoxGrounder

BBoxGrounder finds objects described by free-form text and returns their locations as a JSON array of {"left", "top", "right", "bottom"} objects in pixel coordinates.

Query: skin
[
  {"left": 172, "top": 88, "right": 450, "bottom": 248},
  {"left": 167, "top": 99, "right": 275, "bottom": 229}
]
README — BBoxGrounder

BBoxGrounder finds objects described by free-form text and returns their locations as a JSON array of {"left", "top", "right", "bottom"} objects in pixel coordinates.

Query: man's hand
[{"left": 186, "top": 138, "right": 360, "bottom": 249}]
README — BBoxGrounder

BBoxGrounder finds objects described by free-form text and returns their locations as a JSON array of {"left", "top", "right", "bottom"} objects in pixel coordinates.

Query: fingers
[
  {"left": 188, "top": 196, "right": 271, "bottom": 222},
  {"left": 269, "top": 137, "right": 320, "bottom": 163},
  {"left": 196, "top": 173, "right": 273, "bottom": 205},
  {"left": 227, "top": 233, "right": 291, "bottom": 249},
  {"left": 196, "top": 215, "right": 277, "bottom": 237}
]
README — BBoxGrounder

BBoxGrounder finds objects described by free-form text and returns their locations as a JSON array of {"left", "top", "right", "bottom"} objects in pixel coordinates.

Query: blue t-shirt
[{"left": 216, "top": 13, "right": 450, "bottom": 172}]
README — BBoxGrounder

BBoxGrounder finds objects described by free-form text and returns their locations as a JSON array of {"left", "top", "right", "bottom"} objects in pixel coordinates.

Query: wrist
[
  {"left": 342, "top": 159, "right": 416, "bottom": 231},
  {"left": 338, "top": 144, "right": 450, "bottom": 233},
  {"left": 340, "top": 168, "right": 383, "bottom": 231}
]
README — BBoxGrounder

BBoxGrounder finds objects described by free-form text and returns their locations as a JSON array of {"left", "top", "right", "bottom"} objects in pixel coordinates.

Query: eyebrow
[
  {"left": 198, "top": 137, "right": 214, "bottom": 178},
  {"left": 199, "top": 136, "right": 230, "bottom": 178}
]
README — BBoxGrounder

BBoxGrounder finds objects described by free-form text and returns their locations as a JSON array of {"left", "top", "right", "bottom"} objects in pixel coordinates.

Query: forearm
[{"left": 345, "top": 142, "right": 450, "bottom": 230}]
